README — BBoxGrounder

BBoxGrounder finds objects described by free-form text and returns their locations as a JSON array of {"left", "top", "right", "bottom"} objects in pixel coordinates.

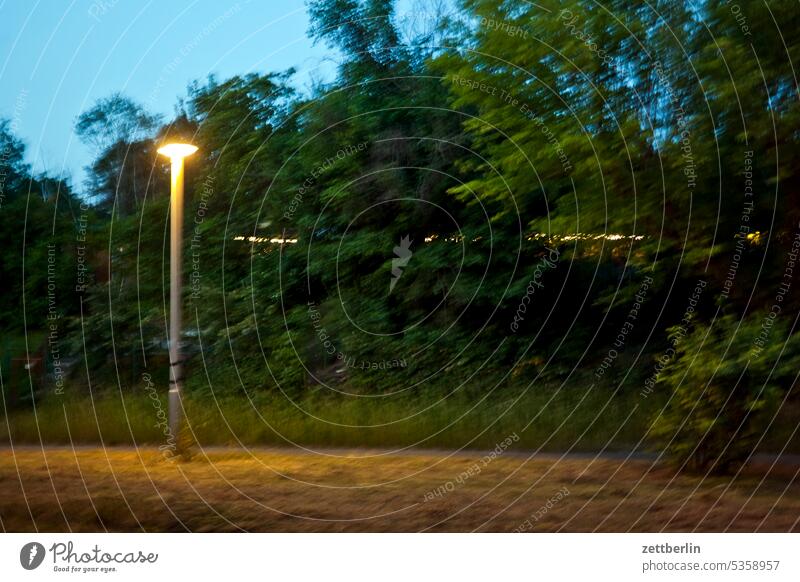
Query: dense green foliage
[{"left": 3, "top": 0, "right": 800, "bottom": 471}]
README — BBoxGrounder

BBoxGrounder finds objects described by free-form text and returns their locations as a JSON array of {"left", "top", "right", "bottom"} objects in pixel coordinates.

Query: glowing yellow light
[
  {"left": 233, "top": 235, "right": 298, "bottom": 244},
  {"left": 157, "top": 143, "right": 198, "bottom": 159}
]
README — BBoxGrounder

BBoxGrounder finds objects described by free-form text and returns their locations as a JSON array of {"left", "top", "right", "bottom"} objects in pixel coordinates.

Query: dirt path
[{"left": 0, "top": 446, "right": 798, "bottom": 532}]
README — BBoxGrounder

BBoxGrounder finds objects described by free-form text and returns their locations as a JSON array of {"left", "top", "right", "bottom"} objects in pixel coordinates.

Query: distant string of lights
[{"left": 233, "top": 231, "right": 766, "bottom": 246}]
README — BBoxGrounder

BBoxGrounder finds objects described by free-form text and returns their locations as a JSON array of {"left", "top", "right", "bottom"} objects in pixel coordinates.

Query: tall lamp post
[{"left": 157, "top": 142, "right": 198, "bottom": 455}]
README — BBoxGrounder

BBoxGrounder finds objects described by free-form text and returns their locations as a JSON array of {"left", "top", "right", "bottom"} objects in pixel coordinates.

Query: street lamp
[{"left": 157, "top": 142, "right": 198, "bottom": 456}]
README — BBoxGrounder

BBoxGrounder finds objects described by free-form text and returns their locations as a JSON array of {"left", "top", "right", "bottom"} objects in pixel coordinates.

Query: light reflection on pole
[{"left": 157, "top": 142, "right": 197, "bottom": 457}]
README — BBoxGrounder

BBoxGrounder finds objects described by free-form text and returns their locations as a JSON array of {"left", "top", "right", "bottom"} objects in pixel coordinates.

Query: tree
[
  {"left": 75, "top": 93, "right": 160, "bottom": 151},
  {"left": 75, "top": 94, "right": 162, "bottom": 214},
  {"left": 0, "top": 118, "right": 30, "bottom": 201},
  {"left": 0, "top": 124, "right": 82, "bottom": 341}
]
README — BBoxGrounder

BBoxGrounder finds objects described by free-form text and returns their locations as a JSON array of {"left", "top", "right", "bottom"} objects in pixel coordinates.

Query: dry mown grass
[{"left": 0, "top": 447, "right": 798, "bottom": 532}]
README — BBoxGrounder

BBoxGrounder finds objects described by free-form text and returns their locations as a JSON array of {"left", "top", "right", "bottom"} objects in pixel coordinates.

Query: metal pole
[{"left": 168, "top": 156, "right": 184, "bottom": 455}]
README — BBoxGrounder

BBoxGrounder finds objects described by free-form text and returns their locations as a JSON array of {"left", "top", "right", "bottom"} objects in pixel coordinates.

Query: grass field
[
  {"left": 3, "top": 388, "right": 798, "bottom": 453},
  {"left": 4, "top": 387, "right": 798, "bottom": 532},
  {"left": 1, "top": 387, "right": 661, "bottom": 451},
  {"left": 1, "top": 447, "right": 798, "bottom": 532}
]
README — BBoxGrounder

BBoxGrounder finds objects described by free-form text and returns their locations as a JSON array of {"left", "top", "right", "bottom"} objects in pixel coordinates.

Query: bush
[{"left": 651, "top": 314, "right": 800, "bottom": 473}]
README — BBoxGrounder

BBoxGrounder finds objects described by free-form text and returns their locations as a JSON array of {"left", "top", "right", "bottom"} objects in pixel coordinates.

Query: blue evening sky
[{"left": 0, "top": 0, "right": 340, "bottom": 193}]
